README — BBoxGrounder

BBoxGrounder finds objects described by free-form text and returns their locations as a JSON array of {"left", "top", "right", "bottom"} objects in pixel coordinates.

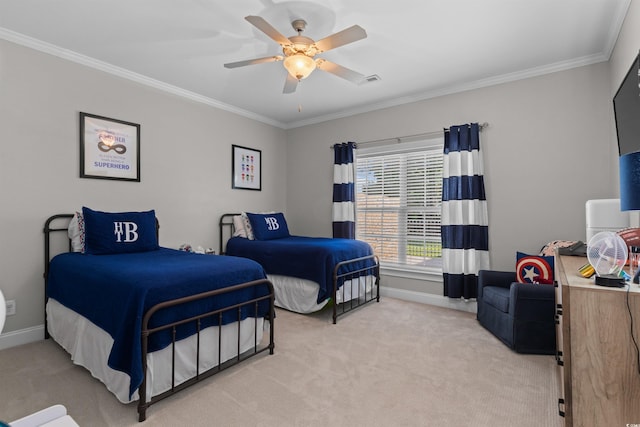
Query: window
[{"left": 356, "top": 138, "right": 443, "bottom": 273}]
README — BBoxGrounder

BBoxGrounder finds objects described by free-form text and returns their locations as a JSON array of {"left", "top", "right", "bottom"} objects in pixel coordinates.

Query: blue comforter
[
  {"left": 225, "top": 236, "right": 375, "bottom": 303},
  {"left": 47, "top": 248, "right": 270, "bottom": 399}
]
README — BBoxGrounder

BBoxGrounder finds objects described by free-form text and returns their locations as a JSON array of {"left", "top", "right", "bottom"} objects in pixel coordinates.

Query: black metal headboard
[
  {"left": 42, "top": 213, "right": 160, "bottom": 338},
  {"left": 43, "top": 213, "right": 161, "bottom": 271},
  {"left": 219, "top": 213, "right": 240, "bottom": 255},
  {"left": 43, "top": 214, "right": 75, "bottom": 283},
  {"left": 43, "top": 214, "right": 74, "bottom": 339}
]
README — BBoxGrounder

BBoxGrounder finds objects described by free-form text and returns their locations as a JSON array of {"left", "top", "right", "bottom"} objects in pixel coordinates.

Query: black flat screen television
[{"left": 614, "top": 51, "right": 640, "bottom": 156}]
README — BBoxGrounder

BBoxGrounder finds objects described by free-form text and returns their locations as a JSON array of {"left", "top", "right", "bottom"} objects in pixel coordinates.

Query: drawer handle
[{"left": 558, "top": 398, "right": 565, "bottom": 417}]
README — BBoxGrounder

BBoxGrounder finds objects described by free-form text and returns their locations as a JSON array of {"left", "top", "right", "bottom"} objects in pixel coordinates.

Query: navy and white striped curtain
[
  {"left": 441, "top": 123, "right": 489, "bottom": 299},
  {"left": 332, "top": 142, "right": 356, "bottom": 239}
]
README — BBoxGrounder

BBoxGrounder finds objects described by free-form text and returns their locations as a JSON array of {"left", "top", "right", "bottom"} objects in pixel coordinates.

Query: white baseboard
[
  {"left": 380, "top": 287, "right": 477, "bottom": 314},
  {"left": 0, "top": 325, "right": 45, "bottom": 350},
  {"left": 0, "top": 289, "right": 475, "bottom": 350}
]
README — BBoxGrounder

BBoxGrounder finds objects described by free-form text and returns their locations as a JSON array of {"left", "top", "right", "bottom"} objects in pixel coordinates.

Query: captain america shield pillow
[{"left": 516, "top": 252, "right": 554, "bottom": 284}]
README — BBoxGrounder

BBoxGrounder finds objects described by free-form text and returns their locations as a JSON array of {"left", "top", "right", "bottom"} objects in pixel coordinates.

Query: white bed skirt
[
  {"left": 46, "top": 299, "right": 265, "bottom": 403},
  {"left": 269, "top": 274, "right": 376, "bottom": 314}
]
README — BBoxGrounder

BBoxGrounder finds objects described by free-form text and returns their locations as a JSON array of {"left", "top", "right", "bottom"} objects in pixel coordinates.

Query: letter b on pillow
[
  {"left": 82, "top": 207, "right": 159, "bottom": 254},
  {"left": 246, "top": 212, "right": 290, "bottom": 240},
  {"left": 264, "top": 216, "right": 280, "bottom": 231},
  {"left": 114, "top": 221, "right": 139, "bottom": 242}
]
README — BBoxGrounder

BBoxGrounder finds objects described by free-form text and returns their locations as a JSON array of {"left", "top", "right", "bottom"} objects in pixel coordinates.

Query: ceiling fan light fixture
[
  {"left": 228, "top": 15, "right": 369, "bottom": 93},
  {"left": 283, "top": 53, "right": 316, "bottom": 80}
]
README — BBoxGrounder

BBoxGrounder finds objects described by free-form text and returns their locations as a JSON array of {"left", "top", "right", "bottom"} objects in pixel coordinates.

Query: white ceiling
[{"left": 0, "top": 0, "right": 631, "bottom": 129}]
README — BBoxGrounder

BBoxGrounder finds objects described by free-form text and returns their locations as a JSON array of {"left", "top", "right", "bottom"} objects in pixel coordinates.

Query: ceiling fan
[{"left": 224, "top": 15, "right": 368, "bottom": 94}]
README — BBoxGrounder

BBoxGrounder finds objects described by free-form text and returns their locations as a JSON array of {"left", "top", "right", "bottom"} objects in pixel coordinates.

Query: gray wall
[
  {"left": 2, "top": 0, "right": 639, "bottom": 340},
  {"left": 610, "top": 0, "right": 640, "bottom": 94},
  {"left": 0, "top": 39, "right": 287, "bottom": 336},
  {"left": 286, "top": 62, "right": 617, "bottom": 294}
]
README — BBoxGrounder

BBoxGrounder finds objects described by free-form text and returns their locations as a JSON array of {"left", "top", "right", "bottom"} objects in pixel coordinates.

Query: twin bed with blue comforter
[
  {"left": 219, "top": 213, "right": 380, "bottom": 323},
  {"left": 44, "top": 210, "right": 275, "bottom": 422}
]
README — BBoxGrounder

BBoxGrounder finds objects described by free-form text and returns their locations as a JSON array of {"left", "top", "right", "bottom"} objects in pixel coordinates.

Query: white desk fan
[{"left": 586, "top": 231, "right": 628, "bottom": 287}]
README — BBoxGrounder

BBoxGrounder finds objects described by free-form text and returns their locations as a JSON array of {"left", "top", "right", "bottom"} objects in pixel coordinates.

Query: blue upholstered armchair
[{"left": 477, "top": 270, "right": 556, "bottom": 355}]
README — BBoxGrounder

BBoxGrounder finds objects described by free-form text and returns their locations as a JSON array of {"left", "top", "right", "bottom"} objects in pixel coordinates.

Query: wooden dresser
[{"left": 555, "top": 254, "right": 640, "bottom": 426}]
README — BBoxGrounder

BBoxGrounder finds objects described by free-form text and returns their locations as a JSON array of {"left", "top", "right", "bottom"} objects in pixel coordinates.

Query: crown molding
[
  {"left": 285, "top": 52, "right": 610, "bottom": 129},
  {"left": 0, "top": 27, "right": 288, "bottom": 129},
  {"left": 284, "top": 0, "right": 632, "bottom": 129},
  {"left": 2, "top": 0, "right": 630, "bottom": 132}
]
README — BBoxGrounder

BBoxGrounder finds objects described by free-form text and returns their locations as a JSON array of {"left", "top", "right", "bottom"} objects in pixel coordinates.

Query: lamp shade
[
  {"left": 620, "top": 151, "right": 640, "bottom": 211},
  {"left": 283, "top": 54, "right": 316, "bottom": 80}
]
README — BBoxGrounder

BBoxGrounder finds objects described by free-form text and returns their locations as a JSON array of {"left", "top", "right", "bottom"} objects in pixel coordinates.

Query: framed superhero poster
[
  {"left": 232, "top": 144, "right": 261, "bottom": 191},
  {"left": 80, "top": 112, "right": 140, "bottom": 182}
]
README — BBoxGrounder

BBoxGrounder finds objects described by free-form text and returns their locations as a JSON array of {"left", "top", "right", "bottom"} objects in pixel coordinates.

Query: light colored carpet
[{"left": 0, "top": 297, "right": 562, "bottom": 427}]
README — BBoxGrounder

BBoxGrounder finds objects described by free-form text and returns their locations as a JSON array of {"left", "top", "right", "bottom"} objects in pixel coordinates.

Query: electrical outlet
[{"left": 6, "top": 299, "right": 15, "bottom": 316}]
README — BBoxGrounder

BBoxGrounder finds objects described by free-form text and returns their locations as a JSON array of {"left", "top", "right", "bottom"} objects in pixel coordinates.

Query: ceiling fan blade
[
  {"left": 316, "top": 59, "right": 365, "bottom": 84},
  {"left": 314, "top": 25, "right": 367, "bottom": 52},
  {"left": 283, "top": 73, "right": 298, "bottom": 94},
  {"left": 245, "top": 15, "right": 291, "bottom": 46},
  {"left": 224, "top": 55, "right": 283, "bottom": 69}
]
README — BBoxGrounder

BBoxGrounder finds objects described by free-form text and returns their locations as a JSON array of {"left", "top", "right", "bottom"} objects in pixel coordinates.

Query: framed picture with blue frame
[{"left": 232, "top": 144, "right": 261, "bottom": 191}]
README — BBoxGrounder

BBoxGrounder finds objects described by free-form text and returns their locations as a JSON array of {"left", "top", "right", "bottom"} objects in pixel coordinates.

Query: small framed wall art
[
  {"left": 79, "top": 112, "right": 141, "bottom": 182},
  {"left": 232, "top": 144, "right": 261, "bottom": 191}
]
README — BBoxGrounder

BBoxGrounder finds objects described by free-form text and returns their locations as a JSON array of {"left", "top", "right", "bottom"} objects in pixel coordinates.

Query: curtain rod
[{"left": 331, "top": 122, "right": 489, "bottom": 149}]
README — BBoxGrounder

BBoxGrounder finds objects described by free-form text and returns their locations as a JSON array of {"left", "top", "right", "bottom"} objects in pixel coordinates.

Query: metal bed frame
[
  {"left": 44, "top": 214, "right": 275, "bottom": 422},
  {"left": 218, "top": 213, "right": 380, "bottom": 324}
]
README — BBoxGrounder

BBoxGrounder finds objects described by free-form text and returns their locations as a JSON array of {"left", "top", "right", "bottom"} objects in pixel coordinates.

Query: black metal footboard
[
  {"left": 332, "top": 255, "right": 380, "bottom": 324},
  {"left": 44, "top": 214, "right": 275, "bottom": 422},
  {"left": 138, "top": 279, "right": 275, "bottom": 421},
  {"left": 219, "top": 213, "right": 381, "bottom": 324}
]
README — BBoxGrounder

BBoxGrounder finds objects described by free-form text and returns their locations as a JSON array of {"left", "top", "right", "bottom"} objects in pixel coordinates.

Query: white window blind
[{"left": 356, "top": 139, "right": 443, "bottom": 271}]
